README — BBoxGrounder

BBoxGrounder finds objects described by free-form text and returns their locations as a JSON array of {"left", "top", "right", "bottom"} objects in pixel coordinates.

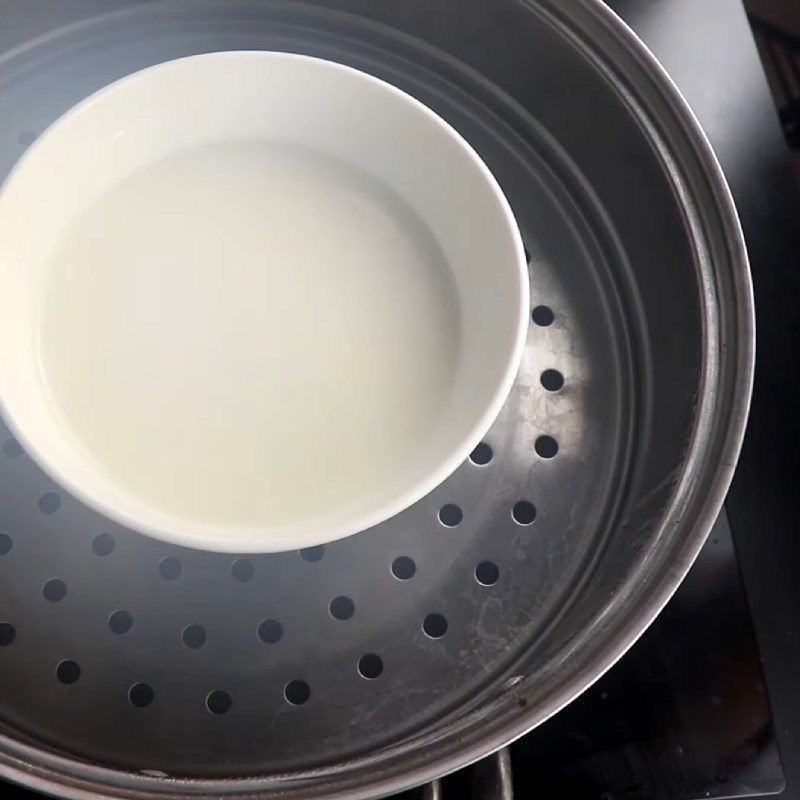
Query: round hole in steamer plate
[
  {"left": 56, "top": 660, "right": 80, "bottom": 684},
  {"left": 540, "top": 369, "right": 564, "bottom": 391},
  {"left": 391, "top": 556, "right": 416, "bottom": 580},
  {"left": 92, "top": 533, "right": 115, "bottom": 556},
  {"left": 108, "top": 610, "right": 133, "bottom": 634},
  {"left": 422, "top": 613, "right": 448, "bottom": 639},
  {"left": 469, "top": 442, "right": 493, "bottom": 465},
  {"left": 512, "top": 501, "right": 537, "bottom": 525},
  {"left": 300, "top": 546, "right": 324, "bottom": 563},
  {"left": 475, "top": 561, "right": 500, "bottom": 586},
  {"left": 182, "top": 624, "right": 207, "bottom": 649},
  {"left": 284, "top": 679, "right": 311, "bottom": 706},
  {"left": 535, "top": 435, "right": 559, "bottom": 458},
  {"left": 158, "top": 556, "right": 182, "bottom": 580},
  {"left": 230, "top": 558, "right": 254, "bottom": 582},
  {"left": 43, "top": 579, "right": 67, "bottom": 602},
  {"left": 531, "top": 305, "right": 555, "bottom": 326},
  {"left": 37, "top": 492, "right": 60, "bottom": 514},
  {"left": 358, "top": 653, "right": 384, "bottom": 679},
  {"left": 128, "top": 683, "right": 154, "bottom": 708},
  {"left": 329, "top": 596, "right": 355, "bottom": 620},
  {"left": 0, "top": 623, "right": 15, "bottom": 646},
  {"left": 438, "top": 504, "right": 463, "bottom": 527},
  {"left": 206, "top": 690, "right": 232, "bottom": 714},
  {"left": 258, "top": 619, "right": 283, "bottom": 644}
]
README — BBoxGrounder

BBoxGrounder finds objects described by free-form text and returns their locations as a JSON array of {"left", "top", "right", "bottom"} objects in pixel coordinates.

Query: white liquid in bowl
[{"left": 37, "top": 141, "right": 460, "bottom": 531}]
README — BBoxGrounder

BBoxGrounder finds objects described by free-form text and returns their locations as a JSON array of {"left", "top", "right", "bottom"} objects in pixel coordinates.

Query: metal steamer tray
[{"left": 0, "top": 1, "right": 753, "bottom": 798}]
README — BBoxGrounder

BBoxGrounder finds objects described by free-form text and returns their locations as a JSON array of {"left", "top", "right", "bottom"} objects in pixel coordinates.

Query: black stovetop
[
  {"left": 511, "top": 510, "right": 783, "bottom": 799},
  {"left": 2, "top": 1, "right": 799, "bottom": 799}
]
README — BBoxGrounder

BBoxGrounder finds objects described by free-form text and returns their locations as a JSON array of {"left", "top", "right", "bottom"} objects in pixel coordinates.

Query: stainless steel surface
[
  {"left": 471, "top": 749, "right": 514, "bottom": 800},
  {"left": 409, "top": 749, "right": 512, "bottom": 800},
  {"left": 0, "top": 0, "right": 753, "bottom": 798}
]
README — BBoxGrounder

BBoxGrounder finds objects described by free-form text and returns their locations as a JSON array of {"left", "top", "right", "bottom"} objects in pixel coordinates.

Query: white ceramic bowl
[{"left": 0, "top": 51, "right": 527, "bottom": 553}]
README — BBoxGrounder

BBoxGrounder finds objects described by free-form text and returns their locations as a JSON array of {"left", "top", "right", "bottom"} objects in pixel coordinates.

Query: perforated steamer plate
[{"left": 0, "top": 1, "right": 753, "bottom": 798}]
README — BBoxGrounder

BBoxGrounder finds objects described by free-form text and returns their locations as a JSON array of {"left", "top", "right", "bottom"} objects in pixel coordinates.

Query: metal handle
[{"left": 418, "top": 748, "right": 513, "bottom": 799}]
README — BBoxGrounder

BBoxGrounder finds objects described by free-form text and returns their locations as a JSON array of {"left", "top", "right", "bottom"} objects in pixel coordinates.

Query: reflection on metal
[
  {"left": 420, "top": 778, "right": 442, "bottom": 800},
  {"left": 471, "top": 749, "right": 513, "bottom": 800}
]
